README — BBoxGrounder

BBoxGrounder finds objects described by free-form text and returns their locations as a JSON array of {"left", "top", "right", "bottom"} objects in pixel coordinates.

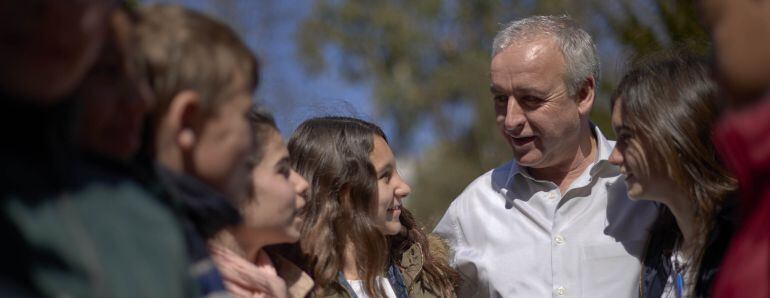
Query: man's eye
[{"left": 493, "top": 95, "right": 507, "bottom": 105}]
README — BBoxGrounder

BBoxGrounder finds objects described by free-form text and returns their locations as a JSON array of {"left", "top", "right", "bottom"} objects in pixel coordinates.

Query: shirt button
[
  {"left": 548, "top": 193, "right": 557, "bottom": 200},
  {"left": 555, "top": 286, "right": 566, "bottom": 296},
  {"left": 554, "top": 235, "right": 565, "bottom": 245}
]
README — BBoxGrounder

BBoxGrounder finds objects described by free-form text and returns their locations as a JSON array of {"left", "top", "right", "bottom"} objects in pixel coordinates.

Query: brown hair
[
  {"left": 611, "top": 53, "right": 736, "bottom": 278},
  {"left": 288, "top": 116, "right": 457, "bottom": 297},
  {"left": 224, "top": 105, "right": 279, "bottom": 208},
  {"left": 135, "top": 4, "right": 258, "bottom": 122},
  {"left": 391, "top": 208, "right": 460, "bottom": 296},
  {"left": 289, "top": 116, "right": 387, "bottom": 297},
  {"left": 246, "top": 105, "right": 278, "bottom": 166}
]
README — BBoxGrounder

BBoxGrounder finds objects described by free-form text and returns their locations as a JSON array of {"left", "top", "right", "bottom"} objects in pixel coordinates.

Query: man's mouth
[{"left": 511, "top": 136, "right": 536, "bottom": 146}]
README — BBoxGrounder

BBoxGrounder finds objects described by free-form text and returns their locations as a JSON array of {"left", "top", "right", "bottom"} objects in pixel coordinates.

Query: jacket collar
[
  {"left": 398, "top": 242, "right": 424, "bottom": 288},
  {"left": 155, "top": 164, "right": 241, "bottom": 239}
]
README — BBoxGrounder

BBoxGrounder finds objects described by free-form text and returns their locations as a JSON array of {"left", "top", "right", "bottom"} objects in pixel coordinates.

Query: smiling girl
[
  {"left": 288, "top": 116, "right": 458, "bottom": 298},
  {"left": 209, "top": 107, "right": 313, "bottom": 298},
  {"left": 608, "top": 54, "right": 737, "bottom": 298}
]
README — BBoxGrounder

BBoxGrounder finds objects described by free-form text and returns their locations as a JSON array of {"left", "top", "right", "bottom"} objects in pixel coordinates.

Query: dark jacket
[
  {"left": 711, "top": 96, "right": 770, "bottom": 298},
  {"left": 640, "top": 200, "right": 738, "bottom": 298},
  {"left": 154, "top": 164, "right": 242, "bottom": 297},
  {"left": 0, "top": 98, "right": 195, "bottom": 298}
]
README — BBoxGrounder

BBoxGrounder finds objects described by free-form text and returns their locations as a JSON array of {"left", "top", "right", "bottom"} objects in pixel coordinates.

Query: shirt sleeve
[
  {"left": 433, "top": 199, "right": 482, "bottom": 297},
  {"left": 432, "top": 202, "right": 459, "bottom": 249}
]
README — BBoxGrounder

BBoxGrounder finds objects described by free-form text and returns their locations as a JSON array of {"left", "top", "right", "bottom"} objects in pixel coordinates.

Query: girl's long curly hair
[{"left": 288, "top": 116, "right": 458, "bottom": 297}]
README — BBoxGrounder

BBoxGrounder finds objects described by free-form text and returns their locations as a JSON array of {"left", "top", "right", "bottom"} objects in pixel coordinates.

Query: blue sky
[{"left": 144, "top": 0, "right": 391, "bottom": 141}]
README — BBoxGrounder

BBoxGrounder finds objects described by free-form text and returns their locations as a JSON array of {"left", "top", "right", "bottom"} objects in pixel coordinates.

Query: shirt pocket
[{"left": 581, "top": 240, "right": 645, "bottom": 298}]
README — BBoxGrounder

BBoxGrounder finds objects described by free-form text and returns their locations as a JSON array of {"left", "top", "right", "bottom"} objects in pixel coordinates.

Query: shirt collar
[
  {"left": 592, "top": 122, "right": 616, "bottom": 174},
  {"left": 505, "top": 123, "right": 617, "bottom": 187}
]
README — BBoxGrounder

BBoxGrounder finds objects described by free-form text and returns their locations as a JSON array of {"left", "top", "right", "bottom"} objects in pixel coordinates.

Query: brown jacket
[
  {"left": 321, "top": 235, "right": 457, "bottom": 298},
  {"left": 399, "top": 234, "right": 457, "bottom": 298}
]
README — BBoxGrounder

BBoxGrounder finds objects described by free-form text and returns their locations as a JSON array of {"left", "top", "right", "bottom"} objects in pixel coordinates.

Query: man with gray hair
[{"left": 433, "top": 15, "right": 657, "bottom": 297}]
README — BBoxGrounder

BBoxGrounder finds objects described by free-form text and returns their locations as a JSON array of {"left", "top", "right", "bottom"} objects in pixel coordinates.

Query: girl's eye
[
  {"left": 278, "top": 166, "right": 290, "bottom": 179},
  {"left": 379, "top": 172, "right": 392, "bottom": 183},
  {"left": 615, "top": 132, "right": 634, "bottom": 151}
]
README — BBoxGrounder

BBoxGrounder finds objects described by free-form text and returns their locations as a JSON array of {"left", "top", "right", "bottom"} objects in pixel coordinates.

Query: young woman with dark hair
[
  {"left": 288, "top": 116, "right": 458, "bottom": 298},
  {"left": 209, "top": 107, "right": 314, "bottom": 298},
  {"left": 608, "top": 54, "right": 738, "bottom": 298}
]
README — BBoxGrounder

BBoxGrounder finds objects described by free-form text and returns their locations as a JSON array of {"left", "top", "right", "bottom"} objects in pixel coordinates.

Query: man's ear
[
  {"left": 576, "top": 76, "right": 596, "bottom": 116},
  {"left": 166, "top": 90, "right": 202, "bottom": 152}
]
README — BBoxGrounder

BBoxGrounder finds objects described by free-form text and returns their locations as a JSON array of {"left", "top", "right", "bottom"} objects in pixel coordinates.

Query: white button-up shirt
[{"left": 433, "top": 126, "right": 658, "bottom": 297}]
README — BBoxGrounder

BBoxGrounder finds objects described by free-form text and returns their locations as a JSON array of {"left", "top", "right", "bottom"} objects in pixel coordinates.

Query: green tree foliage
[
  {"left": 598, "top": 0, "right": 708, "bottom": 58},
  {"left": 296, "top": 0, "right": 708, "bottom": 226}
]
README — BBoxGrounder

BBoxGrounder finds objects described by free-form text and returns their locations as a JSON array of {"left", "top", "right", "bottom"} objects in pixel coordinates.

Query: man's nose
[{"left": 504, "top": 97, "right": 526, "bottom": 133}]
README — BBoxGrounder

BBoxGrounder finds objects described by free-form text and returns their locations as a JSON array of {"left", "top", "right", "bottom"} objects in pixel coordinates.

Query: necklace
[
  {"left": 671, "top": 239, "right": 688, "bottom": 298},
  {"left": 672, "top": 252, "right": 685, "bottom": 298}
]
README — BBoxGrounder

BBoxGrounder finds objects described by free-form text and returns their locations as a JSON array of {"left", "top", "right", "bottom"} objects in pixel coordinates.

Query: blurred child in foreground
[
  {"left": 135, "top": 4, "right": 259, "bottom": 296},
  {"left": 696, "top": 0, "right": 770, "bottom": 296},
  {"left": 1, "top": 4, "right": 193, "bottom": 297}
]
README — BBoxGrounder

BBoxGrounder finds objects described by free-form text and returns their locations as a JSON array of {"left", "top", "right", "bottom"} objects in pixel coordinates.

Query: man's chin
[
  {"left": 515, "top": 161, "right": 539, "bottom": 170},
  {"left": 512, "top": 151, "right": 543, "bottom": 168}
]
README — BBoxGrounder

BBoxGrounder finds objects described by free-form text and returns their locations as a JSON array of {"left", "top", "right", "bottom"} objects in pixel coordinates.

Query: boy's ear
[
  {"left": 576, "top": 76, "right": 596, "bottom": 116},
  {"left": 166, "top": 90, "right": 202, "bottom": 152}
]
